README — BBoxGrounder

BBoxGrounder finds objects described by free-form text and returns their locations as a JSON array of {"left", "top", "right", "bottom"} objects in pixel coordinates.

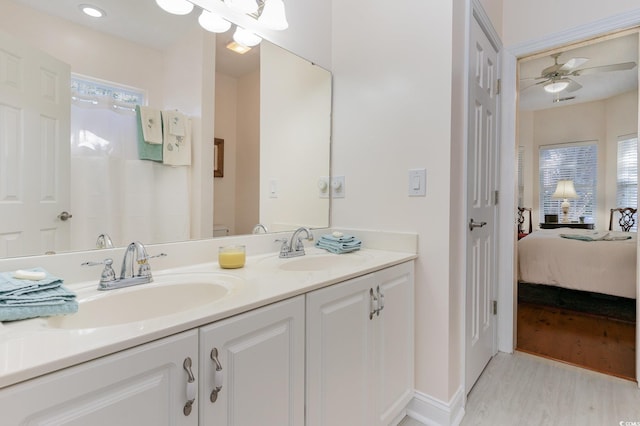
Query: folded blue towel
[
  {"left": 0, "top": 300, "right": 78, "bottom": 322},
  {"left": 0, "top": 268, "right": 77, "bottom": 321},
  {"left": 136, "top": 105, "right": 163, "bottom": 162},
  {"left": 0, "top": 268, "right": 63, "bottom": 295},
  {"left": 1, "top": 286, "right": 76, "bottom": 305},
  {"left": 316, "top": 234, "right": 362, "bottom": 254}
]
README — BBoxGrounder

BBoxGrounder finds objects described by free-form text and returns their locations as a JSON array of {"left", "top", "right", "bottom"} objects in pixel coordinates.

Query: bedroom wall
[{"left": 519, "top": 90, "right": 638, "bottom": 229}]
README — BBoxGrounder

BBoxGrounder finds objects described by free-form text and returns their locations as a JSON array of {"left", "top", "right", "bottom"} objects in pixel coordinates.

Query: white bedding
[{"left": 517, "top": 228, "right": 637, "bottom": 299}]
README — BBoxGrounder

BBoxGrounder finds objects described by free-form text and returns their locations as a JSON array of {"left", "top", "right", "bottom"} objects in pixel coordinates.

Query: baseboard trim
[{"left": 405, "top": 387, "right": 465, "bottom": 426}]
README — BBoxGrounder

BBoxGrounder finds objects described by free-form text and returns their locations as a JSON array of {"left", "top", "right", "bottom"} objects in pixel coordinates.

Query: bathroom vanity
[{"left": 0, "top": 232, "right": 416, "bottom": 425}]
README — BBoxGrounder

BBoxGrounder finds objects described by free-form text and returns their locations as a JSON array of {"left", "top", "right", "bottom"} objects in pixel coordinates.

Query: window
[
  {"left": 539, "top": 142, "right": 597, "bottom": 223},
  {"left": 517, "top": 146, "right": 524, "bottom": 207},
  {"left": 616, "top": 135, "right": 638, "bottom": 213}
]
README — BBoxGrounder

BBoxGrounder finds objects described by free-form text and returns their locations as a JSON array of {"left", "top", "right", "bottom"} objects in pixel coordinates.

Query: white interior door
[
  {"left": 0, "top": 30, "right": 70, "bottom": 257},
  {"left": 465, "top": 16, "right": 499, "bottom": 394}
]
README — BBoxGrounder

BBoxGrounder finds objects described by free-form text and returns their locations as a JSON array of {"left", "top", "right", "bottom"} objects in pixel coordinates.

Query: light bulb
[
  {"left": 544, "top": 79, "right": 570, "bottom": 93},
  {"left": 258, "top": 0, "right": 288, "bottom": 30},
  {"left": 198, "top": 10, "right": 232, "bottom": 33},
  {"left": 224, "top": 0, "right": 259, "bottom": 15},
  {"left": 233, "top": 27, "right": 262, "bottom": 47},
  {"left": 155, "top": 0, "right": 194, "bottom": 15}
]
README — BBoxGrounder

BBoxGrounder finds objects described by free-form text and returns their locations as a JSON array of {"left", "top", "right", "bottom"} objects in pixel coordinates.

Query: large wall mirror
[{"left": 0, "top": 0, "right": 331, "bottom": 258}]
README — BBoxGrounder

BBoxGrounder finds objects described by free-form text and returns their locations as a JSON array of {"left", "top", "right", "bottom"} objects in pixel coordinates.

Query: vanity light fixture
[
  {"left": 155, "top": 0, "right": 194, "bottom": 16},
  {"left": 233, "top": 26, "right": 262, "bottom": 47},
  {"left": 543, "top": 78, "right": 570, "bottom": 93},
  {"left": 257, "top": 0, "right": 288, "bottom": 30},
  {"left": 79, "top": 4, "right": 105, "bottom": 18},
  {"left": 198, "top": 10, "right": 232, "bottom": 33},
  {"left": 225, "top": 0, "right": 259, "bottom": 15},
  {"left": 226, "top": 41, "right": 252, "bottom": 54}
]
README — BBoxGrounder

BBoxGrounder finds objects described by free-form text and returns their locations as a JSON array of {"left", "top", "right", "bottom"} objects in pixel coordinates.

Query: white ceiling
[
  {"left": 10, "top": 0, "right": 260, "bottom": 77},
  {"left": 519, "top": 32, "right": 638, "bottom": 111}
]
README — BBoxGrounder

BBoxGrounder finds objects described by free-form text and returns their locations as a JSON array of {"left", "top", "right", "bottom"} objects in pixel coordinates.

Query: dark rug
[{"left": 518, "top": 282, "right": 636, "bottom": 323}]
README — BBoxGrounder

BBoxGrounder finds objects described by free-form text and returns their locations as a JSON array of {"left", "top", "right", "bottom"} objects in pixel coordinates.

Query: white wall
[
  {"left": 235, "top": 71, "right": 261, "bottom": 235},
  {"left": 214, "top": 73, "right": 239, "bottom": 234},
  {"left": 503, "top": 0, "right": 640, "bottom": 47},
  {"left": 332, "top": 0, "right": 458, "bottom": 402},
  {"left": 260, "top": 42, "right": 331, "bottom": 232}
]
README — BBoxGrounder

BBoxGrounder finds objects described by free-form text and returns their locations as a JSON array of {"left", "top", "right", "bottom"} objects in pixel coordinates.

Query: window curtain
[{"left": 70, "top": 98, "right": 190, "bottom": 250}]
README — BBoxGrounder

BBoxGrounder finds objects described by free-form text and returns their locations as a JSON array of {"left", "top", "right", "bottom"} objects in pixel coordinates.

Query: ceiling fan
[{"left": 521, "top": 53, "right": 637, "bottom": 94}]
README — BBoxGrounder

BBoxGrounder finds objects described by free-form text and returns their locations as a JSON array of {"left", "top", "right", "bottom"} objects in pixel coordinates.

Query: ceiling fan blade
[
  {"left": 559, "top": 57, "right": 589, "bottom": 71},
  {"left": 572, "top": 61, "right": 637, "bottom": 76},
  {"left": 565, "top": 79, "right": 582, "bottom": 93}
]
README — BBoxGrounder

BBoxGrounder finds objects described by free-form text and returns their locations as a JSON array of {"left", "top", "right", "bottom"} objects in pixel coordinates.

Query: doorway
[{"left": 513, "top": 29, "right": 639, "bottom": 380}]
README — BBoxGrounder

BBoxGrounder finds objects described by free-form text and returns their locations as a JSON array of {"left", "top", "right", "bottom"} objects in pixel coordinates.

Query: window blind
[
  {"left": 616, "top": 135, "right": 638, "bottom": 209},
  {"left": 539, "top": 142, "right": 597, "bottom": 223},
  {"left": 517, "top": 146, "right": 524, "bottom": 207}
]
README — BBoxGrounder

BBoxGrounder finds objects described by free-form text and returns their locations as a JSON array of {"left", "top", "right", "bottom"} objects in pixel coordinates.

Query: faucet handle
[
  {"left": 138, "top": 252, "right": 168, "bottom": 264},
  {"left": 82, "top": 258, "right": 116, "bottom": 283}
]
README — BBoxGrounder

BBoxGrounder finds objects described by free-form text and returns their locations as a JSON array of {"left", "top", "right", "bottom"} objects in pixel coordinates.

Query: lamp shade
[{"left": 552, "top": 180, "right": 578, "bottom": 199}]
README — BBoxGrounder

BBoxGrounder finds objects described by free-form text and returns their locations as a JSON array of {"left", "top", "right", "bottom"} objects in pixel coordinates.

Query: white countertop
[{"left": 0, "top": 246, "right": 416, "bottom": 388}]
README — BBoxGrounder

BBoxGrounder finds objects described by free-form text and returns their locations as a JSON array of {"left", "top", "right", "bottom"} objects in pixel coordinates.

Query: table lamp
[{"left": 552, "top": 180, "right": 578, "bottom": 223}]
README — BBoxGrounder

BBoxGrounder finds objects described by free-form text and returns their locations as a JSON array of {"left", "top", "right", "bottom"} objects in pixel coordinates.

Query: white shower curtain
[{"left": 70, "top": 99, "right": 190, "bottom": 251}]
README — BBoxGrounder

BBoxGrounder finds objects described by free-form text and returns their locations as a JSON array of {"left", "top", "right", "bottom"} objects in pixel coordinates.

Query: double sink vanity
[{"left": 0, "top": 229, "right": 417, "bottom": 425}]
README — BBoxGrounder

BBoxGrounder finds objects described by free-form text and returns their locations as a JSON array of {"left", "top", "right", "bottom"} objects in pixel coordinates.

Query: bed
[{"left": 517, "top": 228, "right": 637, "bottom": 299}]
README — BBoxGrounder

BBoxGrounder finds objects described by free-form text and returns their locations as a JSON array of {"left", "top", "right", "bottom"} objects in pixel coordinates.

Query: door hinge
[
  {"left": 492, "top": 300, "right": 497, "bottom": 315},
  {"left": 493, "top": 190, "right": 499, "bottom": 205},
  {"left": 496, "top": 78, "right": 501, "bottom": 95}
]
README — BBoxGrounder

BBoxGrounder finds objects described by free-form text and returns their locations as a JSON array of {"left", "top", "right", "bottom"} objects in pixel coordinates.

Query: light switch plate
[
  {"left": 408, "top": 168, "right": 426, "bottom": 196},
  {"left": 332, "top": 176, "right": 345, "bottom": 198},
  {"left": 318, "top": 176, "right": 330, "bottom": 198},
  {"left": 269, "top": 178, "right": 278, "bottom": 198}
]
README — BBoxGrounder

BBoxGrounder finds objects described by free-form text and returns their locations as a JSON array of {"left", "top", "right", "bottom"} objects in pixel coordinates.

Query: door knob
[
  {"left": 58, "top": 211, "right": 73, "bottom": 221},
  {"left": 468, "top": 218, "right": 487, "bottom": 231}
]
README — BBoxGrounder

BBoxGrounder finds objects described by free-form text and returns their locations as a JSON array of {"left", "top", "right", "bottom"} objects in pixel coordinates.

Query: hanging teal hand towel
[{"left": 136, "top": 105, "right": 163, "bottom": 162}]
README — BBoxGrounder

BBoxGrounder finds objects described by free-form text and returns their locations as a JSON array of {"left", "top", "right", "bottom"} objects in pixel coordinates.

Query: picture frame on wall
[{"left": 214, "top": 138, "right": 224, "bottom": 178}]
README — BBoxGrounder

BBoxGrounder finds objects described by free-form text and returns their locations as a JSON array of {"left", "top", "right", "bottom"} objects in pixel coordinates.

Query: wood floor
[{"left": 517, "top": 302, "right": 636, "bottom": 380}]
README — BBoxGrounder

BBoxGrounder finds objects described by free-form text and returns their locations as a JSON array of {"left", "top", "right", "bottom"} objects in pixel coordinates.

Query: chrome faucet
[
  {"left": 82, "top": 241, "right": 166, "bottom": 290},
  {"left": 95, "top": 233, "right": 114, "bottom": 249},
  {"left": 278, "top": 227, "right": 314, "bottom": 258},
  {"left": 252, "top": 223, "right": 269, "bottom": 234}
]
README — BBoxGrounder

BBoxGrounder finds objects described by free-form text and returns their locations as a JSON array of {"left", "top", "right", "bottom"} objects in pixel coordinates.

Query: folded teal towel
[
  {"left": 316, "top": 234, "right": 362, "bottom": 254},
  {"left": 136, "top": 105, "right": 163, "bottom": 162},
  {"left": 0, "top": 268, "right": 62, "bottom": 295},
  {"left": 0, "top": 268, "right": 77, "bottom": 321},
  {"left": 0, "top": 300, "right": 78, "bottom": 322}
]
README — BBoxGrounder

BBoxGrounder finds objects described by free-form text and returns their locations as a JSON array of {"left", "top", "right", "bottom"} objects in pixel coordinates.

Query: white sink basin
[
  {"left": 47, "top": 273, "right": 242, "bottom": 329},
  {"left": 277, "top": 253, "right": 368, "bottom": 271}
]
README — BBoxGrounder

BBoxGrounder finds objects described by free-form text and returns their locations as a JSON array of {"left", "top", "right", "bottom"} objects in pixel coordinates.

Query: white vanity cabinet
[
  {"left": 0, "top": 329, "right": 199, "bottom": 426},
  {"left": 198, "top": 295, "right": 305, "bottom": 425},
  {"left": 306, "top": 261, "right": 414, "bottom": 426}
]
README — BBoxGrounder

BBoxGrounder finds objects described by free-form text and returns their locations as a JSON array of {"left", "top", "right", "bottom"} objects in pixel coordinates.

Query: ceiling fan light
[
  {"left": 233, "top": 27, "right": 262, "bottom": 47},
  {"left": 155, "top": 0, "right": 194, "bottom": 15},
  {"left": 198, "top": 10, "right": 231, "bottom": 33},
  {"left": 258, "top": 0, "right": 288, "bottom": 30},
  {"left": 544, "top": 79, "right": 570, "bottom": 93},
  {"left": 225, "top": 0, "right": 259, "bottom": 15}
]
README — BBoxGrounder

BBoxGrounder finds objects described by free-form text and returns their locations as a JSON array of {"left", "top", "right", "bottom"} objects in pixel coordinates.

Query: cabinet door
[
  {"left": 306, "top": 273, "right": 376, "bottom": 426},
  {"left": 199, "top": 295, "right": 305, "bottom": 426},
  {"left": 0, "top": 330, "right": 199, "bottom": 426},
  {"left": 375, "top": 262, "right": 415, "bottom": 425}
]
